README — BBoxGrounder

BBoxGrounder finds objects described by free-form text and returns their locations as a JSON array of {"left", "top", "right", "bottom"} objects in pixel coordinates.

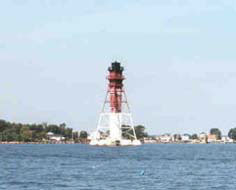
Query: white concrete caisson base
[
  {"left": 90, "top": 139, "right": 142, "bottom": 146},
  {"left": 90, "top": 112, "right": 142, "bottom": 147}
]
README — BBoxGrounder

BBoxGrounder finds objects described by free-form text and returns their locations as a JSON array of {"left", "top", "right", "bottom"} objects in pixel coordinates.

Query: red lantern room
[{"left": 107, "top": 61, "right": 125, "bottom": 113}]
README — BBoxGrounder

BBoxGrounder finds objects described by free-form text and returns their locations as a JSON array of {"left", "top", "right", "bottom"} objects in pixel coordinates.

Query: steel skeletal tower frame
[{"left": 92, "top": 62, "right": 138, "bottom": 143}]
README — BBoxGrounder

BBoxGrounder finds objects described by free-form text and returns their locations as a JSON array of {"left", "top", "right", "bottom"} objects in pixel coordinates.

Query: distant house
[
  {"left": 143, "top": 137, "right": 156, "bottom": 144},
  {"left": 207, "top": 134, "right": 217, "bottom": 143},
  {"left": 222, "top": 136, "right": 234, "bottom": 143},
  {"left": 199, "top": 132, "right": 208, "bottom": 143},
  {"left": 181, "top": 134, "right": 191, "bottom": 142},
  {"left": 47, "top": 132, "right": 65, "bottom": 142},
  {"left": 47, "top": 132, "right": 54, "bottom": 136},
  {"left": 159, "top": 134, "right": 172, "bottom": 143}
]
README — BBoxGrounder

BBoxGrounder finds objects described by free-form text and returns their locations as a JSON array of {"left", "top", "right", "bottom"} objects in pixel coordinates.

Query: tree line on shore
[
  {"left": 0, "top": 120, "right": 75, "bottom": 142},
  {"left": 0, "top": 119, "right": 149, "bottom": 142}
]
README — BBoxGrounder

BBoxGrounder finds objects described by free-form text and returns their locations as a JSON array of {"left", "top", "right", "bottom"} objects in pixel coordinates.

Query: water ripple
[{"left": 1, "top": 144, "right": 236, "bottom": 190}]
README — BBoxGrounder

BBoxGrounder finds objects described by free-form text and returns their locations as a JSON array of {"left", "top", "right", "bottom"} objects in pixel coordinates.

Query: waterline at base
[{"left": 90, "top": 139, "right": 142, "bottom": 146}]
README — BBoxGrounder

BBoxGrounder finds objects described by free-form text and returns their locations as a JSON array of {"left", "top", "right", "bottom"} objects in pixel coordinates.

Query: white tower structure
[{"left": 90, "top": 62, "right": 141, "bottom": 146}]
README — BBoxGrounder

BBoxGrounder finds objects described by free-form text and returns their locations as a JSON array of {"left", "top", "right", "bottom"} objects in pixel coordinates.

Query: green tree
[
  {"left": 210, "top": 128, "right": 222, "bottom": 140},
  {"left": 2, "top": 129, "right": 20, "bottom": 141},
  {"left": 0, "top": 120, "right": 10, "bottom": 133},
  {"left": 228, "top": 128, "right": 236, "bottom": 140},
  {"left": 72, "top": 131, "right": 79, "bottom": 141},
  {"left": 79, "top": 131, "right": 88, "bottom": 144},
  {"left": 134, "top": 125, "right": 148, "bottom": 140},
  {"left": 64, "top": 128, "right": 73, "bottom": 140},
  {"left": 20, "top": 126, "right": 32, "bottom": 142},
  {"left": 80, "top": 131, "right": 88, "bottom": 139},
  {"left": 46, "top": 125, "right": 60, "bottom": 134},
  {"left": 191, "top": 134, "right": 198, "bottom": 140}
]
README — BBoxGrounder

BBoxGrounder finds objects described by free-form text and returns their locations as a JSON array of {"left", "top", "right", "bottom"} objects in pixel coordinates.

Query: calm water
[{"left": 1, "top": 144, "right": 236, "bottom": 190}]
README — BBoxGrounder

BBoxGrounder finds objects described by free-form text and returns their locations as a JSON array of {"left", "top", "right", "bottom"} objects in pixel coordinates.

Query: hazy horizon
[{"left": 1, "top": 0, "right": 236, "bottom": 135}]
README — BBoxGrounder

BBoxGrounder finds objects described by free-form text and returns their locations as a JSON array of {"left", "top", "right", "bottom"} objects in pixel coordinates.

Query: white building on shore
[{"left": 47, "top": 132, "right": 65, "bottom": 142}]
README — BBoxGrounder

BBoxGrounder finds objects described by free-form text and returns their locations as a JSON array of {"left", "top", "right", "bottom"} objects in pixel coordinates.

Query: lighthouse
[{"left": 90, "top": 62, "right": 141, "bottom": 146}]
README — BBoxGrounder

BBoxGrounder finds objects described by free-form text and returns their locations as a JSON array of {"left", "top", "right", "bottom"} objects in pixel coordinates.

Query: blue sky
[{"left": 1, "top": 0, "right": 236, "bottom": 135}]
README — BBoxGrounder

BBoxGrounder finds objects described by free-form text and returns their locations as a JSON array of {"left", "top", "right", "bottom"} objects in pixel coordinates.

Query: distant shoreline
[
  {"left": 0, "top": 141, "right": 86, "bottom": 145},
  {"left": 0, "top": 141, "right": 235, "bottom": 145}
]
